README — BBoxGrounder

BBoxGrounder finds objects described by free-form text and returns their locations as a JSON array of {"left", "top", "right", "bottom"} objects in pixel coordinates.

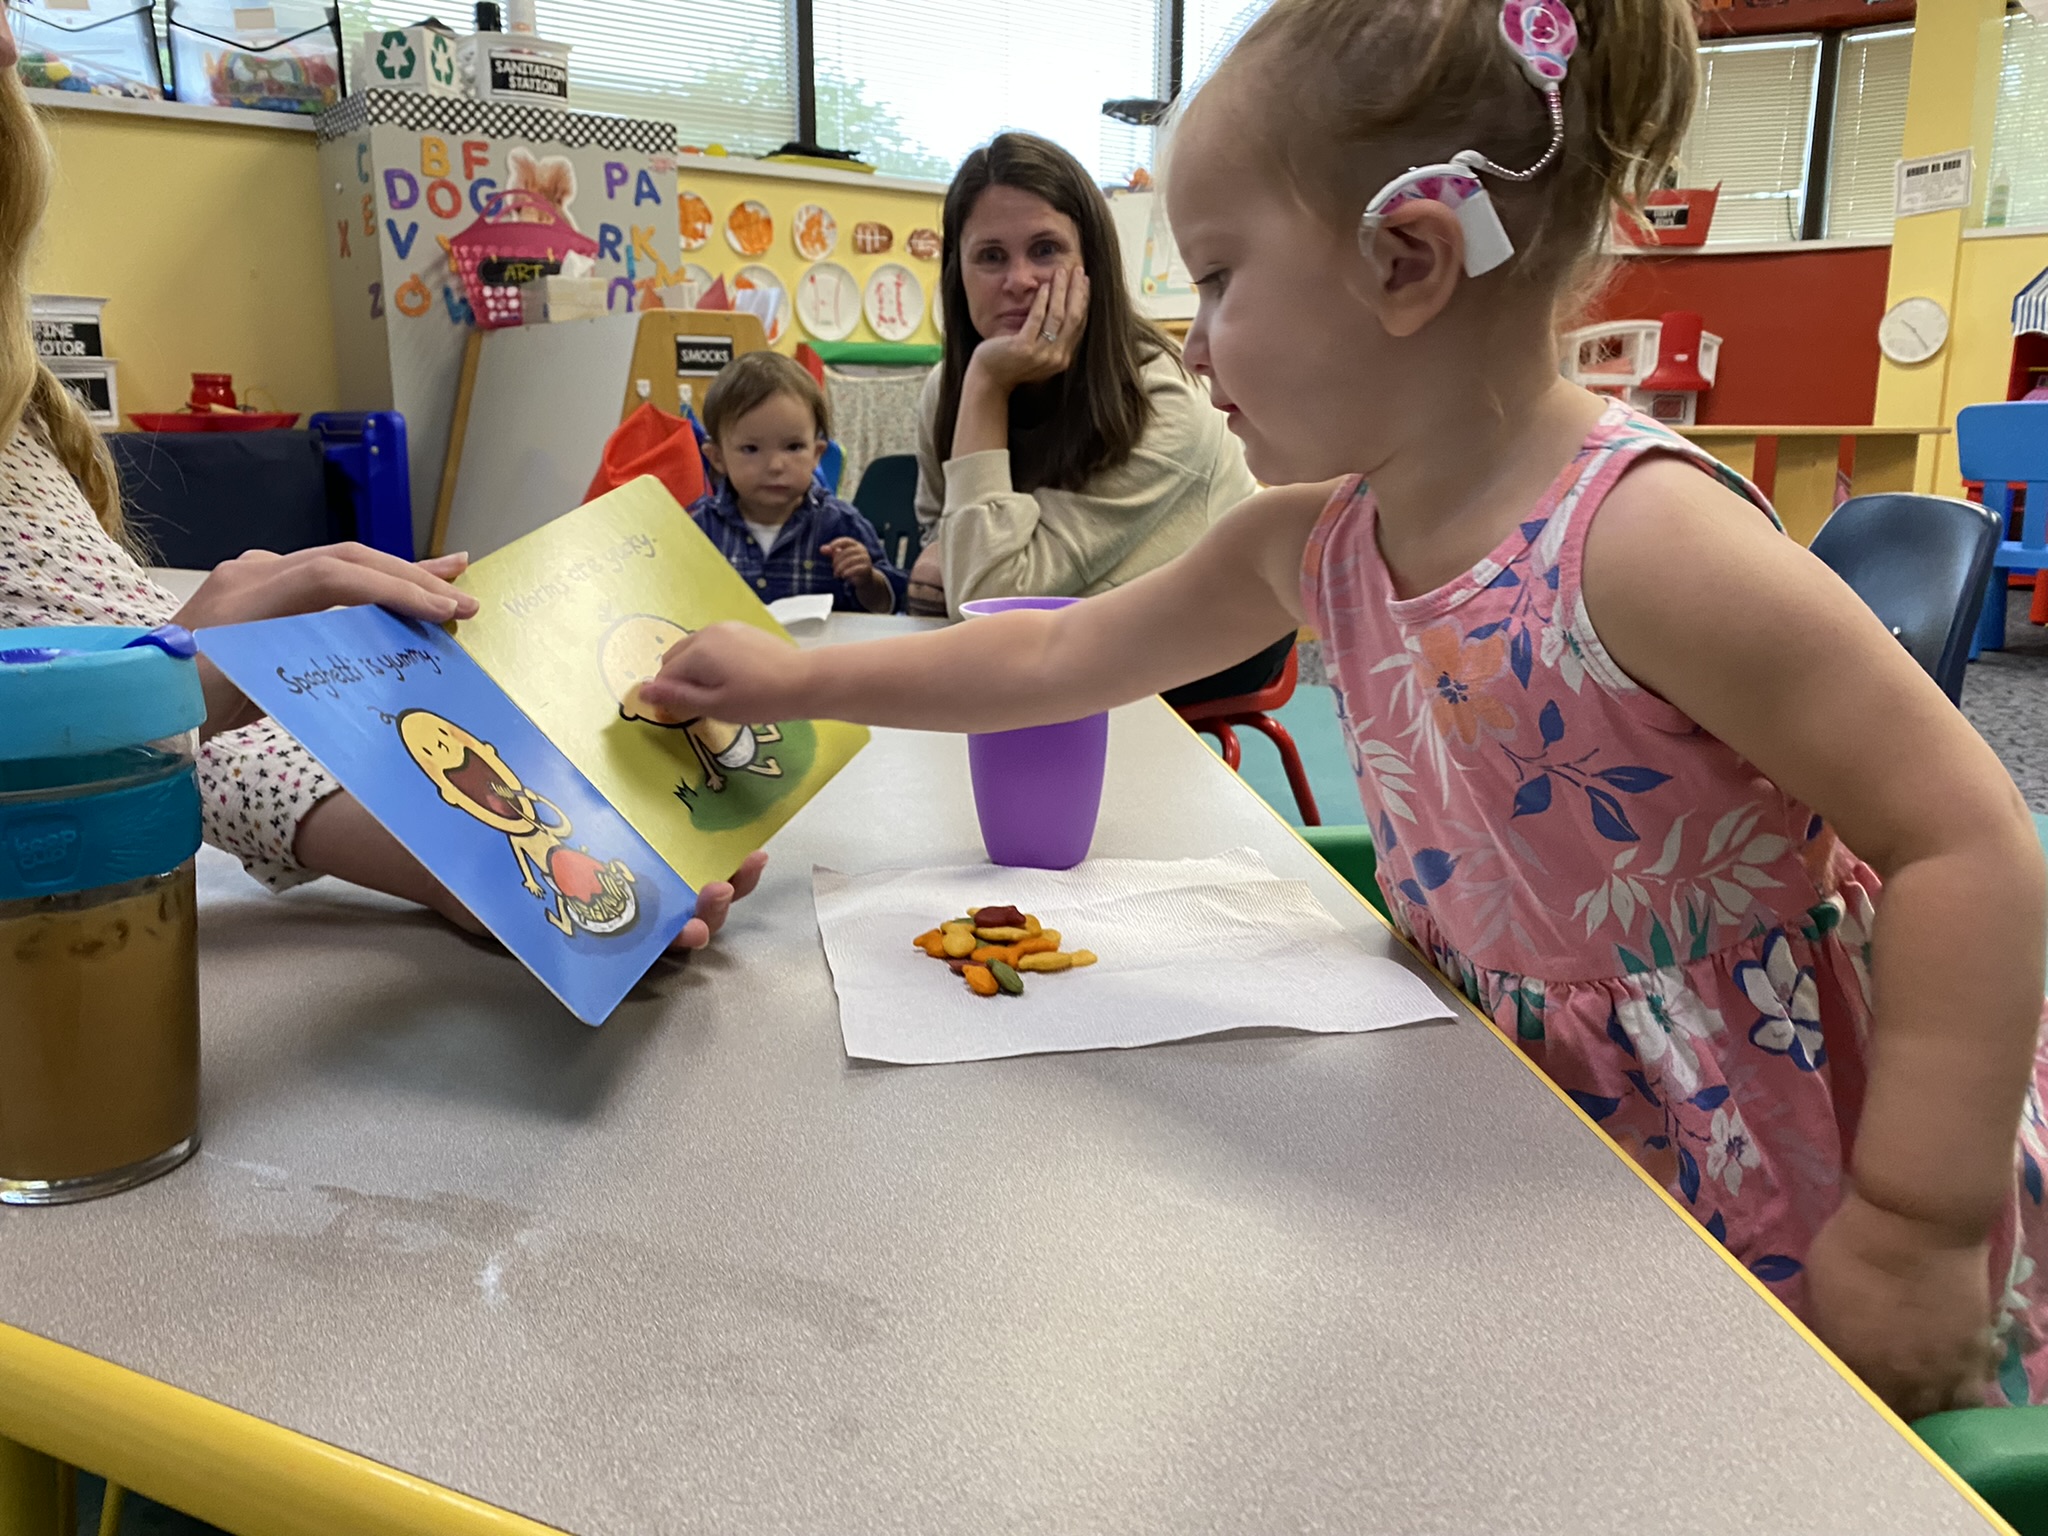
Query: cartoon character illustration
[
  {"left": 599, "top": 615, "right": 785, "bottom": 805},
  {"left": 506, "top": 146, "right": 579, "bottom": 228},
  {"left": 397, "top": 710, "right": 638, "bottom": 938}
]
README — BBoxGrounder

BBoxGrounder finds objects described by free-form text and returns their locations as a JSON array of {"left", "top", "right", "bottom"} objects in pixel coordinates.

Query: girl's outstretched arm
[
  {"left": 640, "top": 480, "right": 1336, "bottom": 733},
  {"left": 1586, "top": 456, "right": 2046, "bottom": 1417}
]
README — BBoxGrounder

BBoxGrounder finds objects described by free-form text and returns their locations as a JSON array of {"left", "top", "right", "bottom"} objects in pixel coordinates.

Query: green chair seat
[
  {"left": 1915, "top": 1407, "right": 2048, "bottom": 1534},
  {"left": 1299, "top": 823, "right": 1387, "bottom": 919}
]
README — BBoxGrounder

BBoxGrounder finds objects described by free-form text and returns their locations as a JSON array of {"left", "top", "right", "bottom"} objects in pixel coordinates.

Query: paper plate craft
[
  {"left": 726, "top": 200, "right": 774, "bottom": 257},
  {"left": 907, "top": 227, "right": 941, "bottom": 262},
  {"left": 679, "top": 190, "right": 713, "bottom": 251},
  {"left": 863, "top": 263, "right": 925, "bottom": 342},
  {"left": 796, "top": 262, "right": 861, "bottom": 342},
  {"left": 697, "top": 274, "right": 734, "bottom": 311},
  {"left": 735, "top": 264, "right": 790, "bottom": 344},
  {"left": 853, "top": 221, "right": 894, "bottom": 255},
  {"left": 793, "top": 203, "right": 838, "bottom": 260}
]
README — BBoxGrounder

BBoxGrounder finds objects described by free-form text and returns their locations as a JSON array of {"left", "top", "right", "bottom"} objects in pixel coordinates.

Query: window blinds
[
  {"left": 1825, "top": 25, "right": 1913, "bottom": 240},
  {"left": 811, "top": 0, "right": 1159, "bottom": 182},
  {"left": 1676, "top": 37, "right": 1821, "bottom": 246},
  {"left": 336, "top": 1, "right": 797, "bottom": 154},
  {"left": 1181, "top": 0, "right": 1266, "bottom": 91},
  {"left": 1991, "top": 11, "right": 2048, "bottom": 230}
]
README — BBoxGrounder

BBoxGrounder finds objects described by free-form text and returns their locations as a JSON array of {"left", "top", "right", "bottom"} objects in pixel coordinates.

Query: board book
[{"left": 196, "top": 476, "right": 868, "bottom": 1023}]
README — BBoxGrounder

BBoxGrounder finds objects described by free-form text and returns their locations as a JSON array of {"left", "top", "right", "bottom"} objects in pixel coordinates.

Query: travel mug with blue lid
[{"left": 0, "top": 624, "right": 207, "bottom": 1203}]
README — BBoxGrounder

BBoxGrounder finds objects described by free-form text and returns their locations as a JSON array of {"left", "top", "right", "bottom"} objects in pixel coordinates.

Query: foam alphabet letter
[
  {"left": 336, "top": 220, "right": 352, "bottom": 258},
  {"left": 603, "top": 161, "right": 628, "bottom": 200},
  {"left": 469, "top": 177, "right": 501, "bottom": 216},
  {"left": 630, "top": 224, "right": 659, "bottom": 265},
  {"left": 386, "top": 219, "right": 421, "bottom": 260},
  {"left": 442, "top": 283, "right": 473, "bottom": 324},
  {"left": 355, "top": 140, "right": 370, "bottom": 184},
  {"left": 461, "top": 139, "right": 491, "bottom": 180},
  {"left": 608, "top": 276, "right": 637, "bottom": 312},
  {"left": 633, "top": 169, "right": 661, "bottom": 207},
  {"left": 369, "top": 282, "right": 384, "bottom": 319},
  {"left": 360, "top": 192, "right": 375, "bottom": 237},
  {"left": 597, "top": 223, "right": 624, "bottom": 263},
  {"left": 420, "top": 136, "right": 450, "bottom": 179},
  {"left": 394, "top": 274, "right": 432, "bottom": 317},
  {"left": 425, "top": 178, "right": 463, "bottom": 219},
  {"left": 383, "top": 169, "right": 419, "bottom": 211}
]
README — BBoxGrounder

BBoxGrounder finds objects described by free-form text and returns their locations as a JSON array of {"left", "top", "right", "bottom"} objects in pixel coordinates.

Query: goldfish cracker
[
  {"left": 989, "top": 960, "right": 1025, "bottom": 996},
  {"left": 1072, "top": 950, "right": 1097, "bottom": 967},
  {"left": 973, "top": 905, "right": 1026, "bottom": 928},
  {"left": 1009, "top": 935, "right": 1056, "bottom": 959},
  {"left": 914, "top": 929, "right": 947, "bottom": 958},
  {"left": 974, "top": 925, "right": 1030, "bottom": 943},
  {"left": 1024, "top": 914, "right": 1042, "bottom": 936},
  {"left": 942, "top": 922, "right": 979, "bottom": 958},
  {"left": 964, "top": 964, "right": 999, "bottom": 997},
  {"left": 1017, "top": 951, "right": 1074, "bottom": 974}
]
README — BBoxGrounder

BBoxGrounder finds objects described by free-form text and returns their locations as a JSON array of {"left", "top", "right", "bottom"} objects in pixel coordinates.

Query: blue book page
[{"left": 196, "top": 607, "right": 696, "bottom": 1025}]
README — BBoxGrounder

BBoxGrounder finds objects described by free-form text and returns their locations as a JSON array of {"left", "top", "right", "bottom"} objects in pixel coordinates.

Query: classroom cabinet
[{"left": 316, "top": 90, "right": 682, "bottom": 550}]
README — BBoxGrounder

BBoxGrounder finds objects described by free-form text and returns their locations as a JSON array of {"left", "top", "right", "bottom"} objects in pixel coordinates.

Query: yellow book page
[{"left": 450, "top": 477, "right": 868, "bottom": 892}]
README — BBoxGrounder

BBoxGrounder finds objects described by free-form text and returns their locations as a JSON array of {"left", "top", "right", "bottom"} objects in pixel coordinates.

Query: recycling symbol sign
[
  {"left": 374, "top": 30, "right": 416, "bottom": 80},
  {"left": 429, "top": 36, "right": 457, "bottom": 86}
]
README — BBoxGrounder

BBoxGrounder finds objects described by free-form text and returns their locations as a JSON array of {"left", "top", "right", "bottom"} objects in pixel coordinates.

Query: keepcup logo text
[{"left": 5, "top": 814, "right": 82, "bottom": 887}]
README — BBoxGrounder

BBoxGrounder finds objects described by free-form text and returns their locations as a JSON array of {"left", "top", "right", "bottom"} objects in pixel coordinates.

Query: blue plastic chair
[
  {"left": 1808, "top": 493, "right": 2002, "bottom": 704},
  {"left": 852, "top": 453, "right": 921, "bottom": 569},
  {"left": 1957, "top": 401, "right": 2048, "bottom": 657},
  {"left": 816, "top": 440, "right": 845, "bottom": 495},
  {"left": 308, "top": 411, "right": 413, "bottom": 560}
]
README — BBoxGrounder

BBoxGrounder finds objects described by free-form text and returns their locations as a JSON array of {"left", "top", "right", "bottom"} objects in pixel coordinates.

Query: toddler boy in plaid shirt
[{"left": 690, "top": 351, "right": 906, "bottom": 614}]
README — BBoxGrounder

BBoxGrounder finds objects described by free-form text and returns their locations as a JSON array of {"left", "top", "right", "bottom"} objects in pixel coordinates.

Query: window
[
  {"left": 1825, "top": 25, "right": 1913, "bottom": 239},
  {"left": 337, "top": 1, "right": 798, "bottom": 155},
  {"left": 1675, "top": 37, "right": 1821, "bottom": 246},
  {"left": 1989, "top": 10, "right": 2048, "bottom": 229},
  {"left": 1182, "top": 0, "right": 1267, "bottom": 89},
  {"left": 812, "top": 0, "right": 1160, "bottom": 183}
]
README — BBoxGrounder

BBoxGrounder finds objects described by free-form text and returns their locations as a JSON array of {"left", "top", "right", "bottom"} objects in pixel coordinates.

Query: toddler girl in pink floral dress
[{"left": 643, "top": 0, "right": 2048, "bottom": 1416}]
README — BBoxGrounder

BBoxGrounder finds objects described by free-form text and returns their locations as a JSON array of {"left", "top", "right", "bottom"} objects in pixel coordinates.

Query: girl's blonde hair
[
  {"left": 1203, "top": 0, "right": 1698, "bottom": 301},
  {"left": 0, "top": 69, "right": 124, "bottom": 540}
]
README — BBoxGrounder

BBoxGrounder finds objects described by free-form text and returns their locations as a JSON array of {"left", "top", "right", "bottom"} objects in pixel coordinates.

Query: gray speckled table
[{"left": 0, "top": 617, "right": 1998, "bottom": 1534}]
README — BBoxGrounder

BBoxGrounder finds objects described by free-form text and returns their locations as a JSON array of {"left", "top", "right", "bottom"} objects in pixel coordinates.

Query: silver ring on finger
[{"left": 1040, "top": 327, "right": 1059, "bottom": 342}]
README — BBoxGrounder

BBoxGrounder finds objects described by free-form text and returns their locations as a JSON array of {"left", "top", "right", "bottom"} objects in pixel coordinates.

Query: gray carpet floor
[{"left": 1965, "top": 597, "right": 2048, "bottom": 813}]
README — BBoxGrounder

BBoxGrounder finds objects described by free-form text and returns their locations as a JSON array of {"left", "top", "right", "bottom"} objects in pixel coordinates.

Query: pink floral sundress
[{"left": 1304, "top": 401, "right": 2048, "bottom": 1404}]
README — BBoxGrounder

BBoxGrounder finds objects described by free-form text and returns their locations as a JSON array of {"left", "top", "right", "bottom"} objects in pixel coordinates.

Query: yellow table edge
[
  {"left": 0, "top": 1319, "right": 567, "bottom": 1536},
  {"left": 1164, "top": 699, "right": 2017, "bottom": 1535},
  {"left": 0, "top": 699, "right": 2014, "bottom": 1536}
]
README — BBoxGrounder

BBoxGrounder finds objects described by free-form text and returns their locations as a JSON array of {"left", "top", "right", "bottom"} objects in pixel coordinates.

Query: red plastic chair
[{"left": 1175, "top": 647, "right": 1321, "bottom": 825}]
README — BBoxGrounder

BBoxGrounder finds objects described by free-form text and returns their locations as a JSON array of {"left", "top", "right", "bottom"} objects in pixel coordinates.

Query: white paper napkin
[
  {"left": 768, "top": 593, "right": 834, "bottom": 627},
  {"left": 811, "top": 849, "right": 1457, "bottom": 1064}
]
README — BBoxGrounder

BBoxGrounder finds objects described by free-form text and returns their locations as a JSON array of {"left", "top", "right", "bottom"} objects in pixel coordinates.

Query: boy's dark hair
[{"left": 701, "top": 350, "right": 832, "bottom": 444}]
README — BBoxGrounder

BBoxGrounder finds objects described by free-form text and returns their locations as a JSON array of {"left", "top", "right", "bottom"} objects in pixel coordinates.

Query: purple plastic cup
[{"left": 959, "top": 595, "right": 1107, "bottom": 869}]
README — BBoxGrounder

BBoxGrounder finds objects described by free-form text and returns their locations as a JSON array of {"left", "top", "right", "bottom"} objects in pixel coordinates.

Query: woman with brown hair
[
  {"left": 0, "top": 8, "right": 756, "bottom": 946},
  {"left": 911, "top": 131, "right": 1290, "bottom": 703}
]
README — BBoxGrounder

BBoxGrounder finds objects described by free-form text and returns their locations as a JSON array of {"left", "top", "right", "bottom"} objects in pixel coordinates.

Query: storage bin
[
  {"left": 166, "top": 0, "right": 342, "bottom": 114},
  {"left": 9, "top": 0, "right": 162, "bottom": 98}
]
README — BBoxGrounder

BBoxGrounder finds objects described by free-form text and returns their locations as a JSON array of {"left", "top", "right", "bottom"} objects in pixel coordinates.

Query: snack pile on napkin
[{"left": 812, "top": 849, "right": 1458, "bottom": 1064}]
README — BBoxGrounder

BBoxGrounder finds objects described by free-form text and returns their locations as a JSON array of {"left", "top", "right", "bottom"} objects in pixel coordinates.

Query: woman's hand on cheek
[{"left": 966, "top": 267, "right": 1090, "bottom": 393}]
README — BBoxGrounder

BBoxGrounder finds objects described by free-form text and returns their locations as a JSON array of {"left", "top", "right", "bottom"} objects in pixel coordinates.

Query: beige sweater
[{"left": 915, "top": 351, "right": 1257, "bottom": 619}]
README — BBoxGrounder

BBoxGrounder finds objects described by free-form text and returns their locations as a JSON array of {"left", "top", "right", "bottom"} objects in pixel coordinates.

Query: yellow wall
[
  {"left": 31, "top": 104, "right": 947, "bottom": 425},
  {"left": 667, "top": 160, "right": 945, "bottom": 351},
  {"left": 34, "top": 107, "right": 339, "bottom": 418},
  {"left": 1937, "top": 231, "right": 2048, "bottom": 494}
]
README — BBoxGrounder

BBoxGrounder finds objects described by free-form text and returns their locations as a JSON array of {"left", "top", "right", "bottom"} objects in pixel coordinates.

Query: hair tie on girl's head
[{"left": 1355, "top": 0, "right": 1578, "bottom": 278}]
